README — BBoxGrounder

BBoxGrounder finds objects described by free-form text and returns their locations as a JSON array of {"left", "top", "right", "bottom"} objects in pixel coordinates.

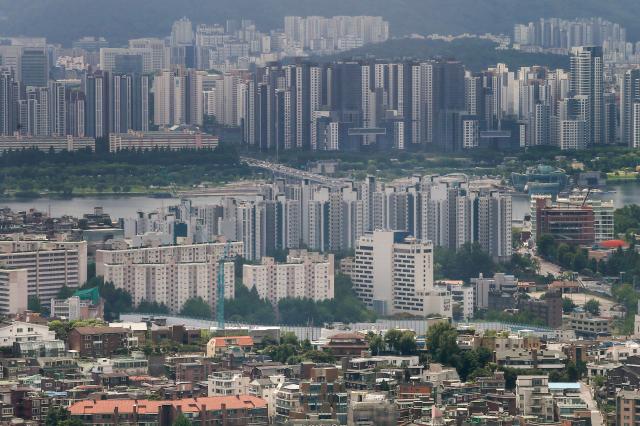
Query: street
[
  {"left": 517, "top": 247, "right": 562, "bottom": 278},
  {"left": 580, "top": 381, "right": 604, "bottom": 426}
]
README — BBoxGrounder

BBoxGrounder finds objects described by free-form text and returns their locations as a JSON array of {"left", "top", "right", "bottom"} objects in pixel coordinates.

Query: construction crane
[
  {"left": 581, "top": 187, "right": 592, "bottom": 207},
  {"left": 216, "top": 241, "right": 234, "bottom": 330}
]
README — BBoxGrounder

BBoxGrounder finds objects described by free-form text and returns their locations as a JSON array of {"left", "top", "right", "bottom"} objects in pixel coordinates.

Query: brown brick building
[
  {"left": 518, "top": 291, "right": 563, "bottom": 328},
  {"left": 68, "top": 326, "right": 129, "bottom": 358},
  {"left": 535, "top": 198, "right": 595, "bottom": 246}
]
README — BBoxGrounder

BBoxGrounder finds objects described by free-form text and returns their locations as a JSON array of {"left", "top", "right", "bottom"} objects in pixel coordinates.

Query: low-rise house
[
  {"left": 165, "top": 354, "right": 211, "bottom": 380},
  {"left": 50, "top": 288, "right": 104, "bottom": 321},
  {"left": 109, "top": 322, "right": 148, "bottom": 346},
  {"left": 11, "top": 388, "right": 52, "bottom": 422},
  {"left": 568, "top": 311, "right": 612, "bottom": 337},
  {"left": 0, "top": 321, "right": 56, "bottom": 347},
  {"left": 13, "top": 339, "right": 65, "bottom": 358},
  {"left": 495, "top": 349, "right": 566, "bottom": 370},
  {"left": 322, "top": 333, "right": 368, "bottom": 359},
  {"left": 67, "top": 326, "right": 130, "bottom": 358},
  {"left": 596, "top": 341, "right": 640, "bottom": 363},
  {"left": 244, "top": 361, "right": 292, "bottom": 380},
  {"left": 150, "top": 324, "right": 202, "bottom": 346},
  {"left": 422, "top": 363, "right": 461, "bottom": 388},
  {"left": 206, "top": 335, "right": 254, "bottom": 357},
  {"left": 38, "top": 357, "right": 80, "bottom": 377},
  {"left": 604, "top": 356, "right": 640, "bottom": 402},
  {"left": 90, "top": 355, "right": 149, "bottom": 376},
  {"left": 208, "top": 370, "right": 251, "bottom": 396},
  {"left": 0, "top": 358, "right": 40, "bottom": 379},
  {"left": 515, "top": 375, "right": 554, "bottom": 422},
  {"left": 249, "top": 375, "right": 285, "bottom": 419},
  {"left": 275, "top": 383, "right": 301, "bottom": 424},
  {"left": 175, "top": 359, "right": 215, "bottom": 383}
]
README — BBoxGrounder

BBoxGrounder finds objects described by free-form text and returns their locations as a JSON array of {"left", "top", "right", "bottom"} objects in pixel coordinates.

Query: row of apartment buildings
[{"left": 151, "top": 174, "right": 512, "bottom": 263}]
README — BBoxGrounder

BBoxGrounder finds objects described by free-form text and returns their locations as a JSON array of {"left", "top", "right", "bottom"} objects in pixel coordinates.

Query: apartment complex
[
  {"left": 108, "top": 130, "right": 218, "bottom": 152},
  {"left": 0, "top": 240, "right": 87, "bottom": 301},
  {"left": 352, "top": 230, "right": 451, "bottom": 317},
  {"left": 0, "top": 135, "right": 95, "bottom": 152},
  {"left": 242, "top": 249, "right": 334, "bottom": 304},
  {"left": 95, "top": 242, "right": 243, "bottom": 314}
]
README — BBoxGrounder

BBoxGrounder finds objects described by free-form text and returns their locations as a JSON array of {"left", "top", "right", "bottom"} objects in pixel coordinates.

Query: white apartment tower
[{"left": 352, "top": 230, "right": 451, "bottom": 317}]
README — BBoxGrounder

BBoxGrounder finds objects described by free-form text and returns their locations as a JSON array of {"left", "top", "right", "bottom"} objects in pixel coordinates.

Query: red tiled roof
[
  {"left": 598, "top": 239, "right": 629, "bottom": 249},
  {"left": 68, "top": 395, "right": 266, "bottom": 416},
  {"left": 210, "top": 336, "right": 253, "bottom": 347}
]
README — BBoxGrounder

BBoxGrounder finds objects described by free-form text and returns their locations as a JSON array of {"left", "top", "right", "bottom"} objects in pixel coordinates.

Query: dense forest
[{"left": 2, "top": 0, "right": 640, "bottom": 45}]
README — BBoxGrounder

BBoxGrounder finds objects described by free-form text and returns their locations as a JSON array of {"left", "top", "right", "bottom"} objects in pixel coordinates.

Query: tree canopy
[{"left": 180, "top": 297, "right": 212, "bottom": 319}]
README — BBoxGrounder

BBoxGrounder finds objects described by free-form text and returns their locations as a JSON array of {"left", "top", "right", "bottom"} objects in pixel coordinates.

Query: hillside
[
  {"left": 1, "top": 0, "right": 640, "bottom": 46},
  {"left": 321, "top": 38, "right": 570, "bottom": 71}
]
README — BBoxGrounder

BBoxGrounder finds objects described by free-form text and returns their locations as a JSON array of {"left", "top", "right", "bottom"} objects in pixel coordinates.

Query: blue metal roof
[{"left": 548, "top": 382, "right": 580, "bottom": 390}]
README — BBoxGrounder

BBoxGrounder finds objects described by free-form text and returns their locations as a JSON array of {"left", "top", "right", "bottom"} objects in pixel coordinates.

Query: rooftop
[{"left": 69, "top": 395, "right": 267, "bottom": 415}]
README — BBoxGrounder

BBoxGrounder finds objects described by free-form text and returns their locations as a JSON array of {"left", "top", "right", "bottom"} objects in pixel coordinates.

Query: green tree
[
  {"left": 281, "top": 332, "right": 299, "bottom": 346},
  {"left": 614, "top": 204, "right": 640, "bottom": 236},
  {"left": 56, "top": 285, "right": 76, "bottom": 299},
  {"left": 180, "top": 297, "right": 212, "bottom": 319},
  {"left": 435, "top": 243, "right": 496, "bottom": 281},
  {"left": 398, "top": 331, "right": 417, "bottom": 355},
  {"left": 384, "top": 329, "right": 404, "bottom": 354},
  {"left": 172, "top": 413, "right": 193, "bottom": 426},
  {"left": 562, "top": 297, "right": 577, "bottom": 313},
  {"left": 45, "top": 407, "right": 83, "bottom": 426},
  {"left": 537, "top": 234, "right": 556, "bottom": 259},
  {"left": 584, "top": 299, "right": 601, "bottom": 316},
  {"left": 48, "top": 319, "right": 72, "bottom": 340},
  {"left": 425, "top": 322, "right": 460, "bottom": 365},
  {"left": 367, "top": 333, "right": 385, "bottom": 355},
  {"left": 28, "top": 295, "right": 43, "bottom": 313},
  {"left": 591, "top": 375, "right": 606, "bottom": 387}
]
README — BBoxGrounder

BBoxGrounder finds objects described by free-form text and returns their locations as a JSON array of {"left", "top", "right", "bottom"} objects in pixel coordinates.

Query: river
[
  {"left": 511, "top": 182, "right": 640, "bottom": 221},
  {"left": 1, "top": 182, "right": 639, "bottom": 221}
]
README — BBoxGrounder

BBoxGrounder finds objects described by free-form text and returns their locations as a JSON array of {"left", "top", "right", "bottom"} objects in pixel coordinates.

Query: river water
[
  {"left": 0, "top": 183, "right": 639, "bottom": 221},
  {"left": 511, "top": 182, "right": 639, "bottom": 221}
]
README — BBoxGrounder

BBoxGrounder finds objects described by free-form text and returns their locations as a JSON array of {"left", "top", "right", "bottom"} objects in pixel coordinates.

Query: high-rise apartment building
[
  {"left": 128, "top": 38, "right": 169, "bottom": 72},
  {"left": 0, "top": 240, "right": 87, "bottom": 301},
  {"left": 621, "top": 68, "right": 640, "bottom": 148},
  {"left": 569, "top": 46, "right": 604, "bottom": 146},
  {"left": 171, "top": 17, "right": 195, "bottom": 47},
  {"left": 352, "top": 230, "right": 451, "bottom": 317},
  {"left": 85, "top": 71, "right": 109, "bottom": 138},
  {"left": 19, "top": 48, "right": 48, "bottom": 87},
  {"left": 243, "top": 250, "right": 334, "bottom": 304},
  {"left": 0, "top": 268, "right": 28, "bottom": 315},
  {"left": 110, "top": 73, "right": 150, "bottom": 133},
  {"left": 0, "top": 70, "right": 19, "bottom": 136}
]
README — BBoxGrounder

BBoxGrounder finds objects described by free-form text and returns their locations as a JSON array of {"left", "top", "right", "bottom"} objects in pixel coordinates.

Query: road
[
  {"left": 240, "top": 156, "right": 348, "bottom": 189},
  {"left": 580, "top": 381, "right": 604, "bottom": 426},
  {"left": 517, "top": 248, "right": 562, "bottom": 278}
]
